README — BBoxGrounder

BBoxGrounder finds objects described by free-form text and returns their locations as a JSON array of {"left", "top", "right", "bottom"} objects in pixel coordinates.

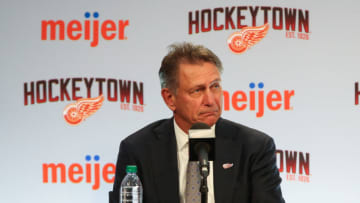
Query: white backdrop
[{"left": 1, "top": 0, "right": 359, "bottom": 202}]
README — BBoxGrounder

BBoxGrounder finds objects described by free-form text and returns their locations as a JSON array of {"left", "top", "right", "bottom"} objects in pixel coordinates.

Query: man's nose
[{"left": 203, "top": 89, "right": 215, "bottom": 106}]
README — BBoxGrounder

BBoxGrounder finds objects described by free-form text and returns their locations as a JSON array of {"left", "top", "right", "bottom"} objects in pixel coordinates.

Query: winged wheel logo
[
  {"left": 63, "top": 95, "right": 104, "bottom": 125},
  {"left": 227, "top": 23, "right": 269, "bottom": 54}
]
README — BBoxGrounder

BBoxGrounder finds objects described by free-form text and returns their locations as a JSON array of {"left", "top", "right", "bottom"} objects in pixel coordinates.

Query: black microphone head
[
  {"left": 189, "top": 122, "right": 215, "bottom": 162},
  {"left": 190, "top": 122, "right": 211, "bottom": 130},
  {"left": 195, "top": 142, "right": 210, "bottom": 153}
]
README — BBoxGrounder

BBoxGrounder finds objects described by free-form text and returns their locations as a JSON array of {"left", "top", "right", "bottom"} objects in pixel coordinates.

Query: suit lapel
[
  {"left": 151, "top": 119, "right": 180, "bottom": 203},
  {"left": 214, "top": 118, "right": 241, "bottom": 203}
]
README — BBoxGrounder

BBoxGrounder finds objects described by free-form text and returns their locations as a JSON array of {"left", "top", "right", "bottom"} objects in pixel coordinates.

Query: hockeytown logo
[
  {"left": 24, "top": 77, "right": 144, "bottom": 124},
  {"left": 188, "top": 6, "right": 310, "bottom": 53},
  {"left": 41, "top": 12, "right": 129, "bottom": 47},
  {"left": 276, "top": 149, "right": 311, "bottom": 183},
  {"left": 355, "top": 82, "right": 360, "bottom": 105}
]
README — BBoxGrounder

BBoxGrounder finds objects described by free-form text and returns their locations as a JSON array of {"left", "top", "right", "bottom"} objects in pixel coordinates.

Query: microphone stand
[
  {"left": 199, "top": 161, "right": 209, "bottom": 203},
  {"left": 188, "top": 123, "right": 215, "bottom": 203}
]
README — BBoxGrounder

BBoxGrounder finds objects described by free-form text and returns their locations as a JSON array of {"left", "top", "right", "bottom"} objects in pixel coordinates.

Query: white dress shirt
[{"left": 174, "top": 120, "right": 215, "bottom": 203}]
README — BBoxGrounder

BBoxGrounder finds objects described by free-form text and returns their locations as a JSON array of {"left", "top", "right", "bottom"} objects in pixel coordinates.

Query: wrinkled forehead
[{"left": 177, "top": 63, "right": 221, "bottom": 87}]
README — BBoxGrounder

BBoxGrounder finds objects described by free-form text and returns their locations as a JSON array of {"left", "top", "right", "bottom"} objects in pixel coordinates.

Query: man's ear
[{"left": 161, "top": 88, "right": 176, "bottom": 112}]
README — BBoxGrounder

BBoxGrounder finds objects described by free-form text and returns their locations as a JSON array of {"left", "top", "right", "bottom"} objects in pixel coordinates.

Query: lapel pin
[{"left": 222, "top": 163, "right": 234, "bottom": 169}]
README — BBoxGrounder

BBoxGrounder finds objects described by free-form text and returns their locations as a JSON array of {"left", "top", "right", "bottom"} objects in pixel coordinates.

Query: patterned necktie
[{"left": 185, "top": 161, "right": 201, "bottom": 203}]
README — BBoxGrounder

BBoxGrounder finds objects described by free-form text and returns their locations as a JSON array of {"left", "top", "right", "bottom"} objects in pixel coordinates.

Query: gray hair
[{"left": 158, "top": 42, "right": 223, "bottom": 92}]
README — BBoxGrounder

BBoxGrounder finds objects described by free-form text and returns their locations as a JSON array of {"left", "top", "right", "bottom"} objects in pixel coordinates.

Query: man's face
[{"left": 168, "top": 62, "right": 223, "bottom": 133}]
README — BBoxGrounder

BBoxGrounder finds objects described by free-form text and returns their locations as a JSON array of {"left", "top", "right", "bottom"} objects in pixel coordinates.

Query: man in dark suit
[{"left": 109, "top": 42, "right": 285, "bottom": 203}]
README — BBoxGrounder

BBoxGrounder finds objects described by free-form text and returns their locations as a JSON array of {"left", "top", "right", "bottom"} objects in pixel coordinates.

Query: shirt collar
[{"left": 174, "top": 119, "right": 189, "bottom": 152}]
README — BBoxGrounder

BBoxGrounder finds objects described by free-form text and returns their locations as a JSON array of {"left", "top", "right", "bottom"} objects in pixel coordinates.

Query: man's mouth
[{"left": 200, "top": 111, "right": 218, "bottom": 116}]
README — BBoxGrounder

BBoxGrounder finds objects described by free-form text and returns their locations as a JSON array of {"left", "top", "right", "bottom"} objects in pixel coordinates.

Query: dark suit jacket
[{"left": 109, "top": 118, "right": 285, "bottom": 203}]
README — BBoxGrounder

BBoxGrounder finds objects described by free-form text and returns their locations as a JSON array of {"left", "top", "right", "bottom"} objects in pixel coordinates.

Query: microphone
[{"left": 188, "top": 123, "right": 215, "bottom": 177}]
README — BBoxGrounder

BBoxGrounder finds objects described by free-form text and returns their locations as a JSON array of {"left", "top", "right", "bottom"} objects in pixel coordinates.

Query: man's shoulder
[
  {"left": 121, "top": 118, "right": 172, "bottom": 144},
  {"left": 217, "top": 117, "right": 273, "bottom": 144}
]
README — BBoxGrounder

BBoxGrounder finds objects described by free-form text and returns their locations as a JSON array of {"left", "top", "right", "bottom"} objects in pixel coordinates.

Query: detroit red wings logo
[
  {"left": 63, "top": 95, "right": 104, "bottom": 125},
  {"left": 227, "top": 23, "right": 269, "bottom": 54}
]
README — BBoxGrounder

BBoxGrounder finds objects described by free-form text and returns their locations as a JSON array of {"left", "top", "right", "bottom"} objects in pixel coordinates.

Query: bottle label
[{"left": 120, "top": 186, "right": 141, "bottom": 203}]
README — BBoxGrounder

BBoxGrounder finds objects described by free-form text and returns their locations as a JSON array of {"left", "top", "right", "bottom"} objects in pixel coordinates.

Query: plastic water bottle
[{"left": 120, "top": 165, "right": 143, "bottom": 203}]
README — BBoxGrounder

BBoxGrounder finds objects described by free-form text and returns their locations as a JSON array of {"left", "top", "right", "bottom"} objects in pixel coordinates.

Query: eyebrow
[
  {"left": 209, "top": 79, "right": 222, "bottom": 86},
  {"left": 190, "top": 78, "right": 222, "bottom": 91}
]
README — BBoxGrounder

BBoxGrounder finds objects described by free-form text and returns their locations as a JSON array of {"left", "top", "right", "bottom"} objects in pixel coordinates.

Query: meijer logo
[
  {"left": 223, "top": 82, "right": 295, "bottom": 117},
  {"left": 42, "top": 155, "right": 115, "bottom": 190},
  {"left": 41, "top": 12, "right": 129, "bottom": 47}
]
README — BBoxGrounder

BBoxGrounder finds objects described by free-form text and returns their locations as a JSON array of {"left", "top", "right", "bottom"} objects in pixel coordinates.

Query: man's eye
[
  {"left": 212, "top": 83, "right": 221, "bottom": 89},
  {"left": 190, "top": 88, "right": 202, "bottom": 95}
]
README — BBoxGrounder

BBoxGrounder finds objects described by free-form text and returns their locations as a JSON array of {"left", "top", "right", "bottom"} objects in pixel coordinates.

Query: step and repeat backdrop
[{"left": 1, "top": 0, "right": 359, "bottom": 202}]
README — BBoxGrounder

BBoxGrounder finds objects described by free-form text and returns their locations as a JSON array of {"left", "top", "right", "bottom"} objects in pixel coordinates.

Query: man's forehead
[
  {"left": 178, "top": 62, "right": 219, "bottom": 73},
  {"left": 195, "top": 78, "right": 221, "bottom": 85},
  {"left": 176, "top": 62, "right": 220, "bottom": 84}
]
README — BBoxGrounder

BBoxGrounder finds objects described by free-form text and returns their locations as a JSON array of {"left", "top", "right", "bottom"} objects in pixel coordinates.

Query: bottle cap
[{"left": 126, "top": 165, "right": 137, "bottom": 173}]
